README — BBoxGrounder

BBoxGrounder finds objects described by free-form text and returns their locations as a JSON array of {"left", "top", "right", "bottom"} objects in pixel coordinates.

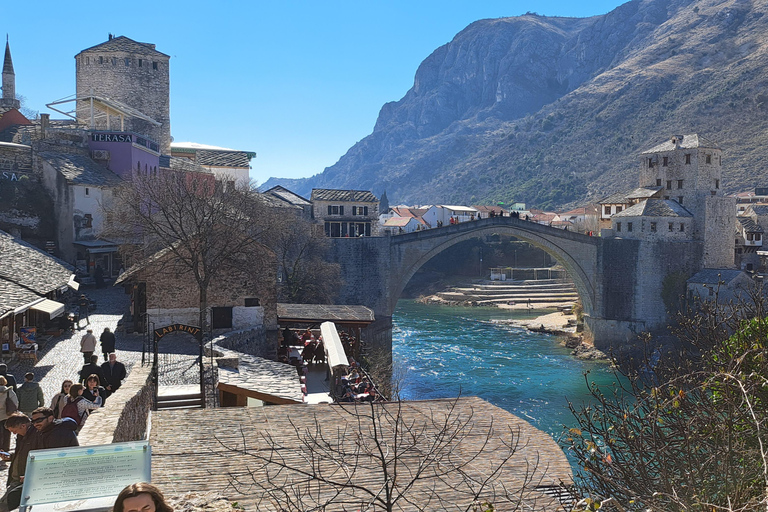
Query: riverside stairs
[{"left": 327, "top": 216, "right": 704, "bottom": 354}]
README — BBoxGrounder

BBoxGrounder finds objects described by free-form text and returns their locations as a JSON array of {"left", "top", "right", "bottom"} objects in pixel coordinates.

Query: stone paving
[{"left": 6, "top": 285, "right": 204, "bottom": 410}]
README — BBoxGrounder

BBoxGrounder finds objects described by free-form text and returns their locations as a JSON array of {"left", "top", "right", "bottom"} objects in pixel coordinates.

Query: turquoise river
[{"left": 392, "top": 300, "right": 621, "bottom": 442}]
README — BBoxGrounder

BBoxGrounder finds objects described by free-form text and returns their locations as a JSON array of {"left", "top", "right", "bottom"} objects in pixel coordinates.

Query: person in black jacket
[
  {"left": 99, "top": 328, "right": 116, "bottom": 362},
  {"left": 100, "top": 353, "right": 127, "bottom": 398},
  {"left": 79, "top": 355, "right": 106, "bottom": 386},
  {"left": 1, "top": 413, "right": 37, "bottom": 510},
  {"left": 30, "top": 407, "right": 79, "bottom": 448}
]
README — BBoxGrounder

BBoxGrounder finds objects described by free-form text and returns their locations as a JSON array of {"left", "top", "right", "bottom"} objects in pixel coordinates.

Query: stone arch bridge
[{"left": 328, "top": 216, "right": 702, "bottom": 352}]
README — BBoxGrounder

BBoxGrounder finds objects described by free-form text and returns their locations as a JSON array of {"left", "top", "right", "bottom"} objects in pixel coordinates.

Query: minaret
[{"left": 1, "top": 35, "right": 21, "bottom": 110}]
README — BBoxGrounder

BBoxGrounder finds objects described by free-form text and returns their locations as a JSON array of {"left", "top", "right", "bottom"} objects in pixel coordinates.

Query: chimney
[
  {"left": 40, "top": 113, "right": 49, "bottom": 139},
  {"left": 108, "top": 33, "right": 113, "bottom": 40}
]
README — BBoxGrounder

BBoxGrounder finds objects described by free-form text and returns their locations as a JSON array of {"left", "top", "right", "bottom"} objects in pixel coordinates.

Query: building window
[
  {"left": 677, "top": 180, "right": 683, "bottom": 189},
  {"left": 715, "top": 179, "right": 720, "bottom": 189},
  {"left": 86, "top": 56, "right": 90, "bottom": 65},
  {"left": 648, "top": 158, "right": 654, "bottom": 168},
  {"left": 604, "top": 205, "right": 611, "bottom": 215},
  {"left": 616, "top": 222, "right": 621, "bottom": 232},
  {"left": 112, "top": 57, "right": 116, "bottom": 66},
  {"left": 627, "top": 222, "right": 633, "bottom": 232},
  {"left": 616, "top": 206, "right": 623, "bottom": 213},
  {"left": 678, "top": 196, "right": 683, "bottom": 204},
  {"left": 711, "top": 190, "right": 717, "bottom": 196},
  {"left": 138, "top": 59, "right": 143, "bottom": 67},
  {"left": 83, "top": 214, "right": 93, "bottom": 228},
  {"left": 669, "top": 222, "right": 674, "bottom": 232},
  {"left": 327, "top": 205, "right": 344, "bottom": 215},
  {"left": 662, "top": 156, "right": 668, "bottom": 167},
  {"left": 666, "top": 180, "right": 672, "bottom": 190},
  {"left": 352, "top": 206, "right": 368, "bottom": 216},
  {"left": 125, "top": 58, "right": 130, "bottom": 66},
  {"left": 757, "top": 234, "right": 763, "bottom": 242},
  {"left": 153, "top": 61, "right": 158, "bottom": 70},
  {"left": 99, "top": 56, "right": 103, "bottom": 64},
  {"left": 85, "top": 187, "right": 90, "bottom": 196},
  {"left": 650, "top": 222, "right": 657, "bottom": 232},
  {"left": 656, "top": 178, "right": 662, "bottom": 186},
  {"left": 680, "top": 223, "right": 685, "bottom": 232},
  {"left": 706, "top": 155, "right": 711, "bottom": 164},
  {"left": 244, "top": 298, "right": 260, "bottom": 307},
  {"left": 685, "top": 154, "right": 691, "bottom": 164},
  {"left": 664, "top": 196, "right": 669, "bottom": 200},
  {"left": 211, "top": 307, "right": 233, "bottom": 329}
]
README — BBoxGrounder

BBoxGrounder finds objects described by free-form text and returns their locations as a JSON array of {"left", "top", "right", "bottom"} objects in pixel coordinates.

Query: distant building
[
  {"left": 311, "top": 189, "right": 379, "bottom": 237},
  {"left": 734, "top": 216, "right": 762, "bottom": 271},
  {"left": 171, "top": 142, "right": 255, "bottom": 187},
  {"left": 472, "top": 205, "right": 507, "bottom": 219},
  {"left": 421, "top": 205, "right": 477, "bottom": 227},
  {"left": 262, "top": 185, "right": 312, "bottom": 219},
  {"left": 611, "top": 199, "right": 694, "bottom": 242},
  {"left": 687, "top": 268, "right": 753, "bottom": 303}
]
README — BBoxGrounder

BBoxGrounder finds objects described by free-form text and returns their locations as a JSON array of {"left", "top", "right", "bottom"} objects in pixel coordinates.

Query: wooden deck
[{"left": 150, "top": 397, "right": 573, "bottom": 511}]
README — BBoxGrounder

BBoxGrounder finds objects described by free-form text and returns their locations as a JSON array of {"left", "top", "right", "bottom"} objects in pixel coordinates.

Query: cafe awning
[
  {"left": 30, "top": 299, "right": 65, "bottom": 319},
  {"left": 320, "top": 321, "right": 349, "bottom": 371}
]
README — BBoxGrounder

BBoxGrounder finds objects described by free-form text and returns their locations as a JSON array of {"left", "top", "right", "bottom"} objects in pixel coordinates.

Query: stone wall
[
  {"left": 78, "top": 365, "right": 154, "bottom": 446},
  {"left": 210, "top": 326, "right": 273, "bottom": 360}
]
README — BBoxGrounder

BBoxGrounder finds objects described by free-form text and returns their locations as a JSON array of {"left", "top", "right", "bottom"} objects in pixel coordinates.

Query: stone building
[
  {"left": 311, "top": 189, "right": 379, "bottom": 237},
  {"left": 116, "top": 242, "right": 277, "bottom": 340},
  {"left": 262, "top": 185, "right": 312, "bottom": 218},
  {"left": 75, "top": 35, "right": 171, "bottom": 154},
  {"left": 611, "top": 199, "right": 694, "bottom": 242},
  {"left": 734, "top": 216, "right": 762, "bottom": 271},
  {"left": 638, "top": 134, "right": 735, "bottom": 267},
  {"left": 170, "top": 142, "right": 255, "bottom": 187}
]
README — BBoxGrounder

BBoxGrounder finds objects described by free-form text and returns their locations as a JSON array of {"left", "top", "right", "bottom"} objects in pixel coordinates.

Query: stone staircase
[
  {"left": 156, "top": 385, "right": 205, "bottom": 410},
  {"left": 436, "top": 278, "right": 578, "bottom": 306}
]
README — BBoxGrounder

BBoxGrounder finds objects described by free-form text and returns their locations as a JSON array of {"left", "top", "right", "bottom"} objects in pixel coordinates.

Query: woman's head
[
  {"left": 69, "top": 383, "right": 84, "bottom": 400},
  {"left": 113, "top": 482, "right": 173, "bottom": 512},
  {"left": 86, "top": 374, "right": 100, "bottom": 388},
  {"left": 60, "top": 380, "right": 73, "bottom": 393}
]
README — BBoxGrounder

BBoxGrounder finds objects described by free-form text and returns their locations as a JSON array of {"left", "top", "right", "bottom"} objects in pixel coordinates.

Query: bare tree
[
  {"left": 269, "top": 212, "right": 341, "bottom": 304},
  {"left": 566, "top": 284, "right": 768, "bottom": 512},
  {"left": 216, "top": 397, "right": 567, "bottom": 511},
  {"left": 104, "top": 170, "right": 272, "bottom": 335}
]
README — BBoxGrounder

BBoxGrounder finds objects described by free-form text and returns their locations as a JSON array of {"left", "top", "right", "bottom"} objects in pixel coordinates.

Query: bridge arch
[{"left": 388, "top": 218, "right": 599, "bottom": 320}]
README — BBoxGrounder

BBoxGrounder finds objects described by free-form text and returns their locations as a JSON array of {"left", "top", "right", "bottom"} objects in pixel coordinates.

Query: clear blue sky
[{"left": 4, "top": 1, "right": 626, "bottom": 185}]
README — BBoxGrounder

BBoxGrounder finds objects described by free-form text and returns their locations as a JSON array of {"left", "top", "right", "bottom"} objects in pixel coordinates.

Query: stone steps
[
  {"left": 156, "top": 392, "right": 204, "bottom": 410},
  {"left": 434, "top": 276, "right": 578, "bottom": 306}
]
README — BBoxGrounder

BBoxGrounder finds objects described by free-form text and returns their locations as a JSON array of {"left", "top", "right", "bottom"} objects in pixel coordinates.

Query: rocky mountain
[{"left": 263, "top": 0, "right": 768, "bottom": 209}]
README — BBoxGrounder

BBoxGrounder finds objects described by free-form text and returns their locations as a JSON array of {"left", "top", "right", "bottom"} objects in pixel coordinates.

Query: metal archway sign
[{"left": 152, "top": 323, "right": 205, "bottom": 409}]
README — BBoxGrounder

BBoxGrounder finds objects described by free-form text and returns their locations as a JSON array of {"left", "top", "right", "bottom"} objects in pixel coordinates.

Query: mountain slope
[{"left": 265, "top": 0, "right": 768, "bottom": 209}]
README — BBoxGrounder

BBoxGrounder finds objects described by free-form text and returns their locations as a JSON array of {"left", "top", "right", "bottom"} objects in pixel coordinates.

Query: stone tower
[
  {"left": 75, "top": 35, "right": 171, "bottom": 154},
  {"left": 638, "top": 134, "right": 735, "bottom": 267},
  {"left": 1, "top": 36, "right": 20, "bottom": 110}
]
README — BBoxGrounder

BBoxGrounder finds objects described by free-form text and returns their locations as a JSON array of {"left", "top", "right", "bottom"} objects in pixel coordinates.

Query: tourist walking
[
  {"left": 78, "top": 294, "right": 90, "bottom": 328},
  {"left": 0, "top": 377, "right": 18, "bottom": 452},
  {"left": 0, "top": 365, "right": 17, "bottom": 392},
  {"left": 1, "top": 413, "right": 37, "bottom": 510},
  {"left": 100, "top": 327, "right": 116, "bottom": 361},
  {"left": 80, "top": 329, "right": 97, "bottom": 364},
  {"left": 16, "top": 372, "right": 44, "bottom": 415},
  {"left": 50, "top": 380, "right": 73, "bottom": 419},
  {"left": 79, "top": 355, "right": 106, "bottom": 385},
  {"left": 101, "top": 353, "right": 127, "bottom": 398},
  {"left": 62, "top": 383, "right": 100, "bottom": 430}
]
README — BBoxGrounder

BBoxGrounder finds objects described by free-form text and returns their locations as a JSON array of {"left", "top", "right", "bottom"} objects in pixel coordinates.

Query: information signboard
[{"left": 19, "top": 441, "right": 151, "bottom": 510}]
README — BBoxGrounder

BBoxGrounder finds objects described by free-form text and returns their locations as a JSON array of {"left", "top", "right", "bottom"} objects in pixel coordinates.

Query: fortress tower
[
  {"left": 638, "top": 134, "right": 735, "bottom": 267},
  {"left": 75, "top": 35, "right": 171, "bottom": 154},
  {"left": 1, "top": 36, "right": 21, "bottom": 110}
]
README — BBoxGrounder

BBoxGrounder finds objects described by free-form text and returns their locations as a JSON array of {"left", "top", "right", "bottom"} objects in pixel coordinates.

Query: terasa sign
[
  {"left": 91, "top": 133, "right": 133, "bottom": 143},
  {"left": 153, "top": 323, "right": 202, "bottom": 340}
]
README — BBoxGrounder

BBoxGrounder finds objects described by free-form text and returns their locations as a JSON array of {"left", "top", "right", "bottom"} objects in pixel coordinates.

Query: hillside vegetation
[{"left": 264, "top": 0, "right": 768, "bottom": 210}]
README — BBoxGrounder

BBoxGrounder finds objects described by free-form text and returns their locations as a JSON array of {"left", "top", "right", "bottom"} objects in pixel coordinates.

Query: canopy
[
  {"left": 30, "top": 299, "right": 65, "bottom": 318},
  {"left": 320, "top": 321, "right": 349, "bottom": 371}
]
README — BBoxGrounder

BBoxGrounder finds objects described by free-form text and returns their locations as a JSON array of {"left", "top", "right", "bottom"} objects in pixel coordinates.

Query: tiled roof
[
  {"left": 472, "top": 205, "right": 507, "bottom": 214},
  {"left": 625, "top": 187, "right": 663, "bottom": 200},
  {"left": 746, "top": 205, "right": 768, "bottom": 216},
  {"left": 641, "top": 134, "right": 720, "bottom": 154},
  {"left": 39, "top": 152, "right": 123, "bottom": 186},
  {"left": 612, "top": 199, "right": 693, "bottom": 218},
  {"left": 159, "top": 155, "right": 212, "bottom": 174},
  {"left": 77, "top": 36, "right": 169, "bottom": 58},
  {"left": 194, "top": 150, "right": 252, "bottom": 168},
  {"left": 440, "top": 205, "right": 478, "bottom": 213},
  {"left": 277, "top": 303, "right": 375, "bottom": 324},
  {"left": 311, "top": 189, "right": 378, "bottom": 203},
  {"left": 687, "top": 269, "right": 749, "bottom": 285},
  {"left": 263, "top": 186, "right": 311, "bottom": 206},
  {"left": 0, "top": 230, "right": 74, "bottom": 317},
  {"left": 599, "top": 191, "right": 630, "bottom": 204},
  {"left": 383, "top": 217, "right": 413, "bottom": 227},
  {"left": 737, "top": 216, "right": 763, "bottom": 233}
]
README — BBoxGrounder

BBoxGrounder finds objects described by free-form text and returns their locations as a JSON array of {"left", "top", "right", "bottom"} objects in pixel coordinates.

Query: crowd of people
[{"left": 338, "top": 360, "right": 382, "bottom": 403}]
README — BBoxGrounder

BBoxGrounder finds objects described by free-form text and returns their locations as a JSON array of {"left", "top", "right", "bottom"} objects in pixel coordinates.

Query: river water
[{"left": 392, "top": 300, "right": 620, "bottom": 441}]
